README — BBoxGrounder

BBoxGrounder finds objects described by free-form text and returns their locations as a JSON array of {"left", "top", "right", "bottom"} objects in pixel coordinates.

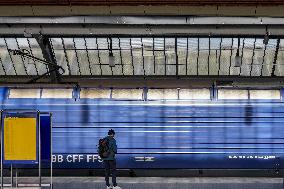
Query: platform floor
[{"left": 1, "top": 177, "right": 284, "bottom": 189}]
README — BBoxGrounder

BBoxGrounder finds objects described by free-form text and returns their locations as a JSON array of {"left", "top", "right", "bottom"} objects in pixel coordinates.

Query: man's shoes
[
  {"left": 106, "top": 186, "right": 112, "bottom": 189},
  {"left": 113, "top": 186, "right": 122, "bottom": 189}
]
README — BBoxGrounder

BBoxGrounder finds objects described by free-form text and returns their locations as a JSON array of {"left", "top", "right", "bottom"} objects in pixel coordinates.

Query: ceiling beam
[
  {"left": 0, "top": 0, "right": 284, "bottom": 6},
  {"left": 1, "top": 25, "right": 284, "bottom": 37},
  {"left": 0, "top": 6, "right": 284, "bottom": 17},
  {"left": 1, "top": 16, "right": 284, "bottom": 36},
  {"left": 1, "top": 76, "right": 284, "bottom": 88},
  {"left": 2, "top": 75, "right": 284, "bottom": 81},
  {"left": 0, "top": 16, "right": 283, "bottom": 25}
]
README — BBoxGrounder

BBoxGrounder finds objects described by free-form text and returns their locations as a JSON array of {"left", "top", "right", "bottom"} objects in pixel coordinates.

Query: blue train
[{"left": 0, "top": 87, "right": 283, "bottom": 169}]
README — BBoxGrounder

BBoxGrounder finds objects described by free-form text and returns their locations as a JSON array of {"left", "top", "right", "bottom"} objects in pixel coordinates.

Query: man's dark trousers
[{"left": 104, "top": 160, "right": 117, "bottom": 187}]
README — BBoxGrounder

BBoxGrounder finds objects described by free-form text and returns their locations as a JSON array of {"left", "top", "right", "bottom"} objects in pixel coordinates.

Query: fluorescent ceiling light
[{"left": 109, "top": 52, "right": 115, "bottom": 67}]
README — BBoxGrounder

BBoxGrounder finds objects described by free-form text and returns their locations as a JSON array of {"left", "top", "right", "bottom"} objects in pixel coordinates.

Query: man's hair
[{"left": 108, "top": 129, "right": 115, "bottom": 135}]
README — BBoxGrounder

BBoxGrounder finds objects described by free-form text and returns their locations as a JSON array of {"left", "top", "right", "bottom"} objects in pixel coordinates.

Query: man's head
[{"left": 108, "top": 129, "right": 115, "bottom": 137}]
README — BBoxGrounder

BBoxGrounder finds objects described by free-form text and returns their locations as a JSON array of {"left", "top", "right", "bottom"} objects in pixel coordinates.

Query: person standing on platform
[{"left": 98, "top": 129, "right": 122, "bottom": 189}]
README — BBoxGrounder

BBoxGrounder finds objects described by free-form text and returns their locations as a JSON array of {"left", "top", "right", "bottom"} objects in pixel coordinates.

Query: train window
[
  {"left": 41, "top": 89, "right": 73, "bottom": 98},
  {"left": 218, "top": 89, "right": 249, "bottom": 99},
  {"left": 179, "top": 89, "right": 210, "bottom": 100},
  {"left": 249, "top": 90, "right": 280, "bottom": 99},
  {"left": 112, "top": 89, "right": 143, "bottom": 100},
  {"left": 80, "top": 89, "right": 110, "bottom": 99},
  {"left": 147, "top": 89, "right": 178, "bottom": 100},
  {"left": 9, "top": 89, "right": 41, "bottom": 98}
]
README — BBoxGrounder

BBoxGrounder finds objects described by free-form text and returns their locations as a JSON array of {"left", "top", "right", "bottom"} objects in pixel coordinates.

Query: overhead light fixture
[
  {"left": 263, "top": 26, "right": 269, "bottom": 45},
  {"left": 109, "top": 52, "right": 115, "bottom": 67},
  {"left": 263, "top": 34, "right": 269, "bottom": 45},
  {"left": 235, "top": 55, "right": 241, "bottom": 67},
  {"left": 108, "top": 37, "right": 115, "bottom": 67},
  {"left": 24, "top": 32, "right": 32, "bottom": 38},
  {"left": 24, "top": 29, "right": 32, "bottom": 38},
  {"left": 88, "top": 28, "right": 94, "bottom": 35},
  {"left": 235, "top": 38, "right": 241, "bottom": 67}
]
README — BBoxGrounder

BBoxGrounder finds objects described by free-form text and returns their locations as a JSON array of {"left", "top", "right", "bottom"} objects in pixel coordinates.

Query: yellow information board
[{"left": 4, "top": 117, "right": 37, "bottom": 161}]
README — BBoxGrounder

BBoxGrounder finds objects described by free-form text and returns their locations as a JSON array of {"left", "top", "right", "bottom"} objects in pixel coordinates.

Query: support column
[{"left": 35, "top": 35, "right": 61, "bottom": 83}]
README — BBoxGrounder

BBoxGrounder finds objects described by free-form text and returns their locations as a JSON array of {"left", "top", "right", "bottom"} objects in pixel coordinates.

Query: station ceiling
[
  {"left": 0, "top": 0, "right": 283, "bottom": 6},
  {"left": 0, "top": 37, "right": 284, "bottom": 78},
  {"left": 0, "top": 1, "right": 283, "bottom": 17},
  {"left": 0, "top": 14, "right": 283, "bottom": 86}
]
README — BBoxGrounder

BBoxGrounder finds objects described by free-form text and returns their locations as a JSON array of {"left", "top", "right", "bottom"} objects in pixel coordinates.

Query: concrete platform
[
  {"left": 2, "top": 188, "right": 41, "bottom": 189},
  {"left": 1, "top": 177, "right": 284, "bottom": 189}
]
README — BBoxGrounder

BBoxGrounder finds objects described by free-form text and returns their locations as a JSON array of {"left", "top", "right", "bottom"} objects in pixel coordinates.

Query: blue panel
[
  {"left": 0, "top": 87, "right": 8, "bottom": 107},
  {"left": 1, "top": 98, "right": 284, "bottom": 169},
  {"left": 40, "top": 114, "right": 51, "bottom": 163}
]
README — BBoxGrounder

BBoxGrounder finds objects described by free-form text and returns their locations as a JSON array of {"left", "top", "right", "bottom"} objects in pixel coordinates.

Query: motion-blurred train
[{"left": 0, "top": 87, "right": 283, "bottom": 169}]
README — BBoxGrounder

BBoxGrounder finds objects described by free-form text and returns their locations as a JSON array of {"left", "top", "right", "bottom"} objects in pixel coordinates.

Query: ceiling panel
[
  {"left": 262, "top": 39, "right": 277, "bottom": 76},
  {"left": 0, "top": 38, "right": 16, "bottom": 75},
  {"left": 29, "top": 38, "right": 49, "bottom": 75},
  {"left": 276, "top": 39, "right": 284, "bottom": 76},
  {"left": 1, "top": 36, "right": 283, "bottom": 79},
  {"left": 5, "top": 38, "right": 27, "bottom": 75},
  {"left": 240, "top": 38, "right": 255, "bottom": 76}
]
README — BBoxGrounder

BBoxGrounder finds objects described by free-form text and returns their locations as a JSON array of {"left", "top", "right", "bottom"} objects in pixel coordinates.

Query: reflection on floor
[{"left": 1, "top": 177, "right": 284, "bottom": 189}]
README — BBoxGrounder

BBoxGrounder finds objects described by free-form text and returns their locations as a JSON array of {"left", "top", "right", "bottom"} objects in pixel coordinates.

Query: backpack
[{"left": 98, "top": 137, "right": 110, "bottom": 158}]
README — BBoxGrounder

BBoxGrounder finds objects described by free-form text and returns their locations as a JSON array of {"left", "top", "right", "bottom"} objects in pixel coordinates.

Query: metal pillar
[
  {"left": 10, "top": 164, "right": 13, "bottom": 187},
  {"left": 0, "top": 110, "right": 2, "bottom": 188},
  {"left": 35, "top": 35, "right": 61, "bottom": 83},
  {"left": 15, "top": 168, "right": 17, "bottom": 188},
  {"left": 50, "top": 113, "right": 53, "bottom": 189},
  {"left": 37, "top": 111, "right": 41, "bottom": 187},
  {"left": 175, "top": 37, "right": 178, "bottom": 77}
]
